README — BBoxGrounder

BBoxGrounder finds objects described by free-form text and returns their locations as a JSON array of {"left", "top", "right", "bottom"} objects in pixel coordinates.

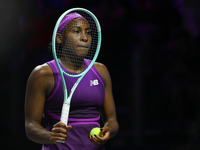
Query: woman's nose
[{"left": 80, "top": 32, "right": 88, "bottom": 42}]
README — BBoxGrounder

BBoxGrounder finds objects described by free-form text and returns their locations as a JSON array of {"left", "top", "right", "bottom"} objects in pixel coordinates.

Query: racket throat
[{"left": 67, "top": 78, "right": 83, "bottom": 103}]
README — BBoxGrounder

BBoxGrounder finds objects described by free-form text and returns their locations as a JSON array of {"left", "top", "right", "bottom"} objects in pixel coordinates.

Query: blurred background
[{"left": 1, "top": 0, "right": 200, "bottom": 149}]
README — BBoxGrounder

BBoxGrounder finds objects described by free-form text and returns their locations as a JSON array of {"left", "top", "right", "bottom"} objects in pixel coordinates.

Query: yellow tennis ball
[{"left": 90, "top": 127, "right": 104, "bottom": 141}]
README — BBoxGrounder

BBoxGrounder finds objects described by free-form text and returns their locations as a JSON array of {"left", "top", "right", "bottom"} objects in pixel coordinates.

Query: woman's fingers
[
  {"left": 88, "top": 126, "right": 111, "bottom": 145},
  {"left": 52, "top": 126, "right": 67, "bottom": 134},
  {"left": 66, "top": 125, "right": 73, "bottom": 131},
  {"left": 51, "top": 122, "right": 73, "bottom": 144}
]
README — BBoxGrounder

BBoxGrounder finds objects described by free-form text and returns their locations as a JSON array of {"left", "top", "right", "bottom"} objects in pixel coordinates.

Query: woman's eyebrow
[{"left": 70, "top": 26, "right": 91, "bottom": 31}]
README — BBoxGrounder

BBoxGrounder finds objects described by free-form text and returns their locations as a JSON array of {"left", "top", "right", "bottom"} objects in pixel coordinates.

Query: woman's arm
[
  {"left": 25, "top": 64, "right": 71, "bottom": 144},
  {"left": 90, "top": 62, "right": 119, "bottom": 144}
]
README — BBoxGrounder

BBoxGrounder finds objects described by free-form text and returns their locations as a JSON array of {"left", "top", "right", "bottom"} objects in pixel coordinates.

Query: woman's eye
[
  {"left": 86, "top": 31, "right": 91, "bottom": 35},
  {"left": 72, "top": 30, "right": 79, "bottom": 33},
  {"left": 85, "top": 29, "right": 91, "bottom": 35}
]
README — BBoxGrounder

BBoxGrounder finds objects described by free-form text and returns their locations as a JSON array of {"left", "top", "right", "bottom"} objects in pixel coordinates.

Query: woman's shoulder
[
  {"left": 27, "top": 63, "right": 54, "bottom": 93},
  {"left": 94, "top": 62, "right": 110, "bottom": 82},
  {"left": 94, "top": 62, "right": 107, "bottom": 69},
  {"left": 32, "top": 63, "right": 53, "bottom": 77},
  {"left": 94, "top": 62, "right": 107, "bottom": 73},
  {"left": 28, "top": 63, "right": 54, "bottom": 84}
]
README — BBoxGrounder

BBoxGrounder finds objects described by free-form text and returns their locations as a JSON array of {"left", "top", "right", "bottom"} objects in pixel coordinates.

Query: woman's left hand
[{"left": 88, "top": 126, "right": 110, "bottom": 145}]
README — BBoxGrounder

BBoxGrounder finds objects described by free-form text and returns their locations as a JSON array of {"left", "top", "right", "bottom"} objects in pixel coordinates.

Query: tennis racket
[{"left": 52, "top": 8, "right": 101, "bottom": 143}]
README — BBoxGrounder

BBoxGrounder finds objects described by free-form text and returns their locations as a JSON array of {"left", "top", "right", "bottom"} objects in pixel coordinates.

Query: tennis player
[{"left": 25, "top": 13, "right": 119, "bottom": 150}]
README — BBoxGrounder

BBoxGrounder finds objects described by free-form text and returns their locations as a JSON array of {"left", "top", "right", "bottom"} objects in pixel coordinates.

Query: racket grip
[
  {"left": 60, "top": 103, "right": 70, "bottom": 125},
  {"left": 56, "top": 103, "right": 70, "bottom": 144},
  {"left": 56, "top": 140, "right": 65, "bottom": 143}
]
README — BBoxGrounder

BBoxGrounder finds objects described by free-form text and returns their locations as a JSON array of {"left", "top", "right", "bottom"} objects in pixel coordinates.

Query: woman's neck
[{"left": 59, "top": 58, "right": 85, "bottom": 73}]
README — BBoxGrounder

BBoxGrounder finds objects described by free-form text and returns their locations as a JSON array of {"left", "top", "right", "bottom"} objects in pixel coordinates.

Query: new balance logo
[{"left": 90, "top": 79, "right": 99, "bottom": 86}]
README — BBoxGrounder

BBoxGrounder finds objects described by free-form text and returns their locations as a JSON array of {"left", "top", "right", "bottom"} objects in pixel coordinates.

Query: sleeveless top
[{"left": 41, "top": 60, "right": 105, "bottom": 150}]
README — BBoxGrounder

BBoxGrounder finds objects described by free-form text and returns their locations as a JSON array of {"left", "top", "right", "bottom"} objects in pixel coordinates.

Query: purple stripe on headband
[
  {"left": 68, "top": 122, "right": 100, "bottom": 127},
  {"left": 57, "top": 13, "right": 85, "bottom": 33},
  {"left": 68, "top": 115, "right": 100, "bottom": 122}
]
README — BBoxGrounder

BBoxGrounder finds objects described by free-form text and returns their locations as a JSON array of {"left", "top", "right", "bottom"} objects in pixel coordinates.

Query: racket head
[{"left": 52, "top": 8, "right": 101, "bottom": 78}]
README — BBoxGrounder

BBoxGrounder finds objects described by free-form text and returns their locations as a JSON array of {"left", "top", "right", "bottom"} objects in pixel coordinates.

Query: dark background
[{"left": 1, "top": 0, "right": 200, "bottom": 149}]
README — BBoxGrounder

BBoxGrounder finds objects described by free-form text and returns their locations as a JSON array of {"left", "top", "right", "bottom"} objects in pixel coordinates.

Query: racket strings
[{"left": 55, "top": 11, "right": 98, "bottom": 74}]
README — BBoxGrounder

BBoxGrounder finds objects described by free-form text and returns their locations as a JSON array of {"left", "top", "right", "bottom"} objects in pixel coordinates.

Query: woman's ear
[{"left": 56, "top": 33, "right": 62, "bottom": 44}]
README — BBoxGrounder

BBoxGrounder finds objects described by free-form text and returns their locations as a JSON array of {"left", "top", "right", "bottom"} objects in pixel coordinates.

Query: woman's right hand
[{"left": 50, "top": 122, "right": 72, "bottom": 144}]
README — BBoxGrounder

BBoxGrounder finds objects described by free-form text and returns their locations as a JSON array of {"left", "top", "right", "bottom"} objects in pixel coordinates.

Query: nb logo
[{"left": 90, "top": 79, "right": 99, "bottom": 86}]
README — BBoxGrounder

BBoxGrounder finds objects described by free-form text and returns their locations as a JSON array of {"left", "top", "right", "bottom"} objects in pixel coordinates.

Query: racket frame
[{"left": 51, "top": 8, "right": 101, "bottom": 142}]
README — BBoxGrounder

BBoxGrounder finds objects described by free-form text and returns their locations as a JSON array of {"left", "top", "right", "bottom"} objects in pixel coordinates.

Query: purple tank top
[{"left": 42, "top": 60, "right": 105, "bottom": 150}]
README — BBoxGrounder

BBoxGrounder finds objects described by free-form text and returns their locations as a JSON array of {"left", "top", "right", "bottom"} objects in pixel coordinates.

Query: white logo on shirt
[{"left": 90, "top": 79, "right": 99, "bottom": 86}]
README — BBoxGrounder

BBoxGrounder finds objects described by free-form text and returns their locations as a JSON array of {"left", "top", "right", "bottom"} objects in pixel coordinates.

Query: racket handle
[
  {"left": 60, "top": 103, "right": 70, "bottom": 125},
  {"left": 56, "top": 140, "right": 65, "bottom": 143},
  {"left": 56, "top": 103, "right": 70, "bottom": 144}
]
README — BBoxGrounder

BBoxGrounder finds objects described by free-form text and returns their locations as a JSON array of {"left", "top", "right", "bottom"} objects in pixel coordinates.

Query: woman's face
[{"left": 58, "top": 17, "right": 92, "bottom": 58}]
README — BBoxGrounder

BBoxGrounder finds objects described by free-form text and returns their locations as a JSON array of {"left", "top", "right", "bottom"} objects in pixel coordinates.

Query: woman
[{"left": 25, "top": 12, "right": 119, "bottom": 150}]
